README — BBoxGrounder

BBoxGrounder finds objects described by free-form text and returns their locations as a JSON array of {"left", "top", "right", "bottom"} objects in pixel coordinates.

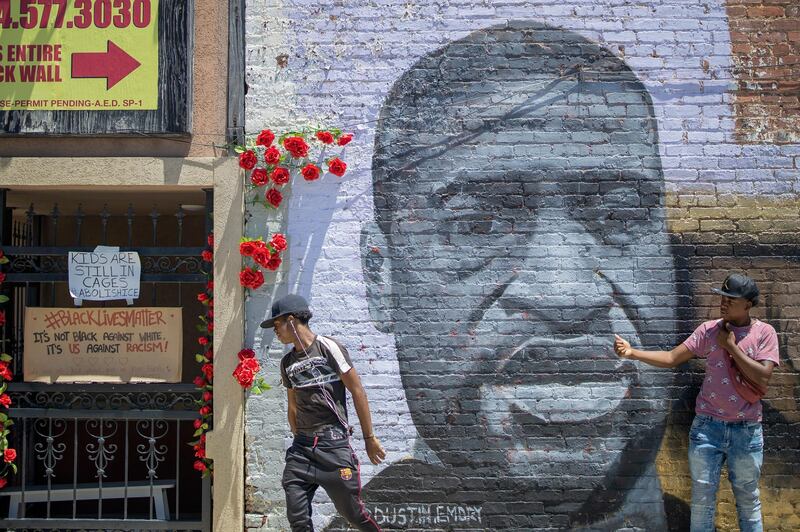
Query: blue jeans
[{"left": 689, "top": 414, "right": 764, "bottom": 532}]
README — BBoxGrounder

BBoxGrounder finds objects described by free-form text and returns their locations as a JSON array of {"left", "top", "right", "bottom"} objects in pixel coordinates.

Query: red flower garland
[
  {"left": 190, "top": 233, "right": 214, "bottom": 477},
  {"left": 233, "top": 128, "right": 354, "bottom": 393},
  {"left": 0, "top": 250, "right": 16, "bottom": 488}
]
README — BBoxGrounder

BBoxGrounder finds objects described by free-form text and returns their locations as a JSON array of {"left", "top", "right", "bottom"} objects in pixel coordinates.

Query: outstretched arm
[
  {"left": 614, "top": 335, "right": 694, "bottom": 368},
  {"left": 341, "top": 368, "right": 387, "bottom": 465}
]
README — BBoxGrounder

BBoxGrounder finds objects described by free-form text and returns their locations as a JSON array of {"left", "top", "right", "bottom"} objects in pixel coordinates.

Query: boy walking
[{"left": 262, "top": 294, "right": 385, "bottom": 532}]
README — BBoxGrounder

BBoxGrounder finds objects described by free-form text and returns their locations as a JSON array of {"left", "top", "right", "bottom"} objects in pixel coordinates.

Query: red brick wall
[{"left": 727, "top": 0, "right": 800, "bottom": 143}]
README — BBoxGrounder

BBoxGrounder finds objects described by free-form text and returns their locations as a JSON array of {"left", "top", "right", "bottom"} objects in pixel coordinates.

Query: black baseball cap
[
  {"left": 260, "top": 294, "right": 310, "bottom": 328},
  {"left": 711, "top": 273, "right": 759, "bottom": 304}
]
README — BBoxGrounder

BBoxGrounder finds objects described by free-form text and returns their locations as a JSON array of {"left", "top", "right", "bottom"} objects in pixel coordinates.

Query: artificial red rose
[
  {"left": 265, "top": 255, "right": 282, "bottom": 271},
  {"left": 193, "top": 460, "right": 207, "bottom": 472},
  {"left": 193, "top": 419, "right": 203, "bottom": 430},
  {"left": 264, "top": 146, "right": 281, "bottom": 165},
  {"left": 250, "top": 168, "right": 270, "bottom": 186},
  {"left": 238, "top": 348, "right": 256, "bottom": 360},
  {"left": 0, "top": 477, "right": 7, "bottom": 489},
  {"left": 0, "top": 394, "right": 11, "bottom": 408},
  {"left": 327, "top": 157, "right": 347, "bottom": 177},
  {"left": 238, "top": 150, "right": 257, "bottom": 170},
  {"left": 283, "top": 136, "right": 309, "bottom": 158},
  {"left": 233, "top": 357, "right": 261, "bottom": 388},
  {"left": 207, "top": 310, "right": 214, "bottom": 319},
  {"left": 301, "top": 163, "right": 321, "bottom": 181},
  {"left": 205, "top": 349, "right": 213, "bottom": 360},
  {"left": 265, "top": 188, "right": 283, "bottom": 208},
  {"left": 195, "top": 448, "right": 206, "bottom": 459},
  {"left": 271, "top": 167, "right": 290, "bottom": 186},
  {"left": 270, "top": 233, "right": 288, "bottom": 252},
  {"left": 242, "top": 357, "right": 260, "bottom": 372},
  {"left": 253, "top": 248, "right": 272, "bottom": 269},
  {"left": 0, "top": 272, "right": 6, "bottom": 284},
  {"left": 197, "top": 293, "right": 209, "bottom": 303},
  {"left": 203, "top": 391, "right": 213, "bottom": 402},
  {"left": 256, "top": 129, "right": 275, "bottom": 147},
  {"left": 207, "top": 322, "right": 214, "bottom": 333},
  {"left": 239, "top": 240, "right": 260, "bottom": 256},
  {"left": 198, "top": 336, "right": 209, "bottom": 346},
  {"left": 207, "top": 233, "right": 214, "bottom": 247},
  {"left": 4, "top": 449, "right": 16, "bottom": 463},
  {"left": 0, "top": 362, "right": 11, "bottom": 381},
  {"left": 337, "top": 133, "right": 353, "bottom": 146},
  {"left": 201, "top": 363, "right": 214, "bottom": 380},
  {"left": 0, "top": 311, "right": 6, "bottom": 327},
  {"left": 193, "top": 376, "right": 205, "bottom": 388},
  {"left": 201, "top": 250, "right": 213, "bottom": 262},
  {"left": 316, "top": 131, "right": 334, "bottom": 144},
  {"left": 206, "top": 280, "right": 214, "bottom": 291},
  {"left": 200, "top": 434, "right": 206, "bottom": 444},
  {"left": 199, "top": 405, "right": 211, "bottom": 416},
  {"left": 234, "top": 368, "right": 255, "bottom": 388},
  {"left": 239, "top": 267, "right": 265, "bottom": 289}
]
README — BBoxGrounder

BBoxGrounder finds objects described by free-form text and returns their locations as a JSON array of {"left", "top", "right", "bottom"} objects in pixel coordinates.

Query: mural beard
[{"left": 391, "top": 270, "right": 671, "bottom": 520}]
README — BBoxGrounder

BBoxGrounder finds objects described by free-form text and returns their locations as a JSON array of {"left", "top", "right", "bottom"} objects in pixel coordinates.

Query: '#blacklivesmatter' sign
[
  {"left": 68, "top": 246, "right": 141, "bottom": 302},
  {"left": 24, "top": 306, "right": 182, "bottom": 383}
]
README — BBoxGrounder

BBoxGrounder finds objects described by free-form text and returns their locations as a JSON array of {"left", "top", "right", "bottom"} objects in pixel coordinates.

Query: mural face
[{"left": 359, "top": 22, "right": 678, "bottom": 526}]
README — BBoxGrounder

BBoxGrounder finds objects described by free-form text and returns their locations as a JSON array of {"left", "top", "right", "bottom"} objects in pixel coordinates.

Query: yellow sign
[
  {"left": 0, "top": 0, "right": 159, "bottom": 111},
  {"left": 24, "top": 306, "right": 182, "bottom": 383}
]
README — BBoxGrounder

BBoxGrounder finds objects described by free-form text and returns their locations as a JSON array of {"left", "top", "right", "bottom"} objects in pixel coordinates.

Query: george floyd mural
[{"left": 311, "top": 21, "right": 800, "bottom": 531}]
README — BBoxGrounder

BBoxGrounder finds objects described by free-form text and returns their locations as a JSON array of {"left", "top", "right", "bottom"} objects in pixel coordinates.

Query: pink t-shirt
[{"left": 683, "top": 319, "right": 780, "bottom": 422}]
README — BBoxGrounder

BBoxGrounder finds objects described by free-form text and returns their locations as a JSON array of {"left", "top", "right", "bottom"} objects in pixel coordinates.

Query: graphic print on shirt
[{"left": 285, "top": 356, "right": 342, "bottom": 389}]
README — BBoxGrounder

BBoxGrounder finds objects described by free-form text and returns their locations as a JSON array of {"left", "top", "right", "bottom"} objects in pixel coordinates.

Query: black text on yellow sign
[{"left": 0, "top": 0, "right": 159, "bottom": 111}]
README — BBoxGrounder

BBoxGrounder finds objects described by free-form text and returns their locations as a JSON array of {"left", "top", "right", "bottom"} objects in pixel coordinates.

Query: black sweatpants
[{"left": 283, "top": 433, "right": 381, "bottom": 532}]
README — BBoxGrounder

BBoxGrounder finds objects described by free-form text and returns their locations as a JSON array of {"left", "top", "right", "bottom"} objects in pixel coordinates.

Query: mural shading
[{"left": 315, "top": 21, "right": 800, "bottom": 531}]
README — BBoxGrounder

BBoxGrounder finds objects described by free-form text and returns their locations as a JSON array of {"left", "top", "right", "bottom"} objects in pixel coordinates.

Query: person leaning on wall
[{"left": 614, "top": 273, "right": 780, "bottom": 532}]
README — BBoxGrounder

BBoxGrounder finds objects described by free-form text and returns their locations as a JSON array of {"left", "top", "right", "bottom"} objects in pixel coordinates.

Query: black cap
[
  {"left": 260, "top": 294, "right": 310, "bottom": 328},
  {"left": 711, "top": 273, "right": 759, "bottom": 303}
]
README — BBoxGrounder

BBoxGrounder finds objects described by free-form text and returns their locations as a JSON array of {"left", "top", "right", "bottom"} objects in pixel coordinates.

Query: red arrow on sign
[{"left": 71, "top": 40, "right": 141, "bottom": 90}]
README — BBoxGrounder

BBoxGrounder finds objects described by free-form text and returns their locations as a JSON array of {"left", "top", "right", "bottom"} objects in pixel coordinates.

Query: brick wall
[
  {"left": 242, "top": 2, "right": 800, "bottom": 530},
  {"left": 727, "top": 0, "right": 800, "bottom": 143}
]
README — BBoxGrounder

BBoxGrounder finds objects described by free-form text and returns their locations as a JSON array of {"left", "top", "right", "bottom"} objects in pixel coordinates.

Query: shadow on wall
[{"left": 320, "top": 20, "right": 800, "bottom": 531}]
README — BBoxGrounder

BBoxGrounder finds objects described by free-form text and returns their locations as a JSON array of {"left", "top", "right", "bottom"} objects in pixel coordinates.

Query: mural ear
[{"left": 361, "top": 222, "right": 395, "bottom": 334}]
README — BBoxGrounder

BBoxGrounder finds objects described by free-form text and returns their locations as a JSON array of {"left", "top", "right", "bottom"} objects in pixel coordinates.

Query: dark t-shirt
[{"left": 280, "top": 336, "right": 354, "bottom": 432}]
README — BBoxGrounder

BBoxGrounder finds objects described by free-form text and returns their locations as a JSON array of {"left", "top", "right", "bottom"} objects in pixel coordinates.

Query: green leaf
[
  {"left": 0, "top": 256, "right": 9, "bottom": 264},
  {"left": 194, "top": 354, "right": 208, "bottom": 363},
  {"left": 0, "top": 413, "right": 7, "bottom": 422},
  {"left": 0, "top": 296, "right": 8, "bottom": 303},
  {"left": 193, "top": 428, "right": 204, "bottom": 437},
  {"left": 234, "top": 146, "right": 245, "bottom": 154},
  {"left": 0, "top": 354, "right": 11, "bottom": 362},
  {"left": 9, "top": 462, "right": 16, "bottom": 474}
]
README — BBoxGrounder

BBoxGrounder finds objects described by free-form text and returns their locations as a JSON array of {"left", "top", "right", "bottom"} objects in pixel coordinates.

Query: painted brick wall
[{"left": 242, "top": 1, "right": 800, "bottom": 530}]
